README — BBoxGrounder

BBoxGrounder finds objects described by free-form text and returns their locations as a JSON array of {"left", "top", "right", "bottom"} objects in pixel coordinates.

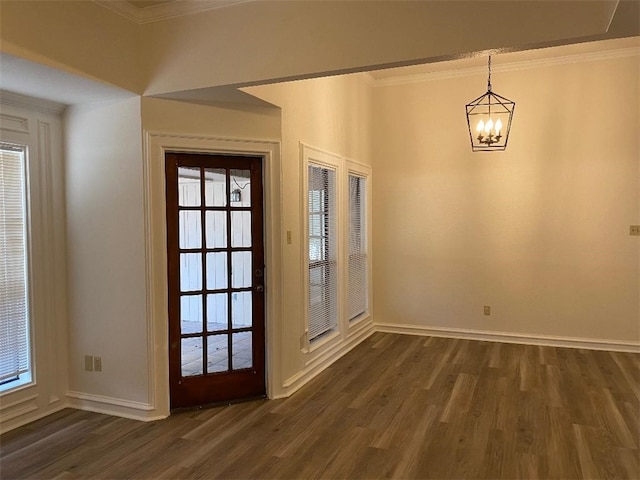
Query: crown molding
[
  {"left": 356, "top": 72, "right": 376, "bottom": 88},
  {"left": 372, "top": 45, "right": 640, "bottom": 87},
  {"left": 94, "top": 0, "right": 252, "bottom": 24},
  {"left": 0, "top": 91, "right": 66, "bottom": 116}
]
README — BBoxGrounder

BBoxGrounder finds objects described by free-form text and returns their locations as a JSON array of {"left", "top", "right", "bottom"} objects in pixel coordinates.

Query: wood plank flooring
[{"left": 1, "top": 333, "right": 639, "bottom": 479}]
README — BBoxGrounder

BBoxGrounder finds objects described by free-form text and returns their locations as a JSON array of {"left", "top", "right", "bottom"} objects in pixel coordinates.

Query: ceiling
[
  {"left": 1, "top": 1, "right": 638, "bottom": 106},
  {"left": 368, "top": 37, "right": 640, "bottom": 83},
  {"left": 0, "top": 53, "right": 136, "bottom": 105}
]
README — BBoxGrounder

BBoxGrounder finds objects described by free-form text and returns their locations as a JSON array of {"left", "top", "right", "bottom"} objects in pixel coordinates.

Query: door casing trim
[{"left": 143, "top": 132, "right": 282, "bottom": 418}]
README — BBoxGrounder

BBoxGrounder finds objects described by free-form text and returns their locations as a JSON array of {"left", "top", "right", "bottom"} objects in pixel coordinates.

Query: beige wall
[
  {"left": 372, "top": 54, "right": 640, "bottom": 343},
  {"left": 247, "top": 73, "right": 374, "bottom": 382},
  {"left": 141, "top": 97, "right": 280, "bottom": 139},
  {"left": 64, "top": 98, "right": 149, "bottom": 404}
]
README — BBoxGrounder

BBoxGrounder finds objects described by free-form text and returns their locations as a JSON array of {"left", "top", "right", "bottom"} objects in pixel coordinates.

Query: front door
[{"left": 165, "top": 152, "right": 266, "bottom": 408}]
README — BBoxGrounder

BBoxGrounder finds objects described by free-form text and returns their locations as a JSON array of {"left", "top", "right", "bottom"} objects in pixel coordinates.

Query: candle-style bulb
[
  {"left": 495, "top": 118, "right": 503, "bottom": 135},
  {"left": 485, "top": 118, "right": 493, "bottom": 133},
  {"left": 476, "top": 119, "right": 484, "bottom": 133}
]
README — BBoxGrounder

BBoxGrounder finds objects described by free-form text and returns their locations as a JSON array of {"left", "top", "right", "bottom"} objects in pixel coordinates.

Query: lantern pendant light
[{"left": 465, "top": 55, "right": 515, "bottom": 152}]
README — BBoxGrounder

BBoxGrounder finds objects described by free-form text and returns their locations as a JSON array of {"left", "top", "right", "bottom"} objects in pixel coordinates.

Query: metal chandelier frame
[{"left": 465, "top": 56, "right": 515, "bottom": 152}]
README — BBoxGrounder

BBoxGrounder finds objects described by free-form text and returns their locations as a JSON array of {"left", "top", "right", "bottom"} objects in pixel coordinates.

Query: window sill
[
  {"left": 0, "top": 372, "right": 33, "bottom": 395},
  {"left": 306, "top": 329, "right": 340, "bottom": 354}
]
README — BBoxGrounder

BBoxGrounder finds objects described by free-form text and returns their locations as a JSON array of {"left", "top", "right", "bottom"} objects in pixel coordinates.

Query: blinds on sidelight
[
  {"left": 0, "top": 146, "right": 30, "bottom": 384},
  {"left": 307, "top": 164, "right": 337, "bottom": 341},
  {"left": 348, "top": 174, "right": 368, "bottom": 320}
]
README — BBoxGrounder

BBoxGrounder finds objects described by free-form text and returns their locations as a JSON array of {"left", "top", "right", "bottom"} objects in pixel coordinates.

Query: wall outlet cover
[{"left": 84, "top": 355, "right": 93, "bottom": 371}]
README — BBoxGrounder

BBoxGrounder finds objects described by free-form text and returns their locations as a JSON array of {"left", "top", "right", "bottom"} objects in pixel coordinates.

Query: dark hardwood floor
[{"left": 1, "top": 333, "right": 639, "bottom": 479}]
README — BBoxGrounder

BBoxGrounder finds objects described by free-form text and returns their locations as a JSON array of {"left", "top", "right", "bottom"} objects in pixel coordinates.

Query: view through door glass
[{"left": 166, "top": 153, "right": 265, "bottom": 408}]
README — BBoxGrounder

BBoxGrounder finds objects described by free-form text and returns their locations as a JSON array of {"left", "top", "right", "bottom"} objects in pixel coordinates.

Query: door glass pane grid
[
  {"left": 181, "top": 337, "right": 203, "bottom": 377},
  {"left": 231, "top": 291, "right": 252, "bottom": 329},
  {"left": 207, "top": 334, "right": 229, "bottom": 373},
  {"left": 179, "top": 211, "right": 202, "bottom": 249},
  {"left": 178, "top": 167, "right": 201, "bottom": 207},
  {"left": 206, "top": 293, "right": 228, "bottom": 332},
  {"left": 204, "top": 168, "right": 227, "bottom": 207},
  {"left": 180, "top": 294, "right": 203, "bottom": 334},
  {"left": 231, "top": 332, "right": 253, "bottom": 370},
  {"left": 230, "top": 169, "right": 251, "bottom": 207},
  {"left": 178, "top": 164, "right": 257, "bottom": 377},
  {"left": 231, "top": 211, "right": 252, "bottom": 247}
]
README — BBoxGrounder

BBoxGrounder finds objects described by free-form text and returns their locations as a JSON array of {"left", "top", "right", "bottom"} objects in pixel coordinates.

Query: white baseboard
[
  {"left": 375, "top": 322, "right": 640, "bottom": 353},
  {"left": 275, "top": 321, "right": 375, "bottom": 399},
  {"left": 0, "top": 402, "right": 68, "bottom": 435},
  {"left": 66, "top": 391, "right": 167, "bottom": 422}
]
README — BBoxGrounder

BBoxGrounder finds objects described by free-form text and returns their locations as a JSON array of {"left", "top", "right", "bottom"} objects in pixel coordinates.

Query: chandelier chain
[{"left": 487, "top": 55, "right": 492, "bottom": 92}]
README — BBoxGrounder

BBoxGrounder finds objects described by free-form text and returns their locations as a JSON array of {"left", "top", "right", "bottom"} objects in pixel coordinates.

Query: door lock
[{"left": 255, "top": 285, "right": 264, "bottom": 293}]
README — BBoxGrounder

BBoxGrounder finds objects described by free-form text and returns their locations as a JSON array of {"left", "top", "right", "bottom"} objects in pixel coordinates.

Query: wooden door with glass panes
[{"left": 165, "top": 152, "right": 265, "bottom": 408}]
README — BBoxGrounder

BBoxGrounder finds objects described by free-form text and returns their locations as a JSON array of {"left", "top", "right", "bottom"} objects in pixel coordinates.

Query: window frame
[
  {"left": 300, "top": 145, "right": 373, "bottom": 355},
  {"left": 0, "top": 143, "right": 33, "bottom": 393},
  {"left": 301, "top": 144, "right": 342, "bottom": 352}
]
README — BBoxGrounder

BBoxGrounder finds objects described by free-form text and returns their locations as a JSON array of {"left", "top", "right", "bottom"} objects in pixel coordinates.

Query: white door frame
[{"left": 143, "top": 132, "right": 283, "bottom": 418}]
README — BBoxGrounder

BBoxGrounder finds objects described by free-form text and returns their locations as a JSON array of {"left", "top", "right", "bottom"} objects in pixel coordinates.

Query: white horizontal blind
[
  {"left": 308, "top": 164, "right": 337, "bottom": 341},
  {"left": 0, "top": 146, "right": 30, "bottom": 383},
  {"left": 348, "top": 174, "right": 368, "bottom": 320}
]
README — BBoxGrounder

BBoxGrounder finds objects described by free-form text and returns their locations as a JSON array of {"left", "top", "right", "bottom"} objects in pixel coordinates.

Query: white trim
[
  {"left": 375, "top": 323, "right": 640, "bottom": 353},
  {"left": 356, "top": 72, "right": 376, "bottom": 88},
  {"left": 0, "top": 113, "right": 29, "bottom": 134},
  {"left": 0, "top": 91, "right": 65, "bottom": 115},
  {"left": 372, "top": 46, "right": 640, "bottom": 87},
  {"left": 0, "top": 401, "right": 67, "bottom": 435},
  {"left": 66, "top": 391, "right": 165, "bottom": 422},
  {"left": 94, "top": 0, "right": 252, "bottom": 24},
  {"left": 144, "top": 131, "right": 282, "bottom": 412},
  {"left": 279, "top": 321, "right": 374, "bottom": 398},
  {"left": 0, "top": 394, "right": 39, "bottom": 422}
]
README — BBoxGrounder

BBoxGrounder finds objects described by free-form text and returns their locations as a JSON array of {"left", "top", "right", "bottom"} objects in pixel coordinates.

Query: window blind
[
  {"left": 0, "top": 146, "right": 30, "bottom": 383},
  {"left": 348, "top": 174, "right": 367, "bottom": 320},
  {"left": 308, "top": 165, "right": 337, "bottom": 341}
]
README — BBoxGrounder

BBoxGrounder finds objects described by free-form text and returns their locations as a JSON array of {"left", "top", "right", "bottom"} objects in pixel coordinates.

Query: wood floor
[{"left": 1, "top": 333, "right": 639, "bottom": 479}]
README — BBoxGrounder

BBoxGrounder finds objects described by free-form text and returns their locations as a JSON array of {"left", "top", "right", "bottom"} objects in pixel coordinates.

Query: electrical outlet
[
  {"left": 84, "top": 355, "right": 93, "bottom": 371},
  {"left": 94, "top": 356, "right": 102, "bottom": 372},
  {"left": 630, "top": 225, "right": 640, "bottom": 236},
  {"left": 484, "top": 306, "right": 491, "bottom": 316}
]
